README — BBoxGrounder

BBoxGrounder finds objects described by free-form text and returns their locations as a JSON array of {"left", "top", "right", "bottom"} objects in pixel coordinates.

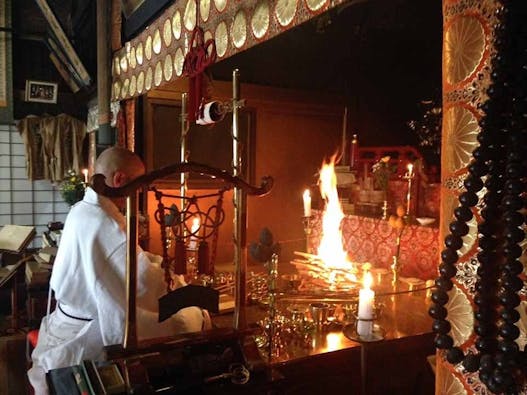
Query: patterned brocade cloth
[{"left": 308, "top": 211, "right": 439, "bottom": 280}]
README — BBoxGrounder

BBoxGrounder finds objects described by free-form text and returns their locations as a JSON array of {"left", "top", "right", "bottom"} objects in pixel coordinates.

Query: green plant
[{"left": 59, "top": 169, "right": 86, "bottom": 206}]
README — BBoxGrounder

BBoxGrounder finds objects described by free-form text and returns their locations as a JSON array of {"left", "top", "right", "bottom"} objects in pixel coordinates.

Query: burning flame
[{"left": 316, "top": 156, "right": 354, "bottom": 277}]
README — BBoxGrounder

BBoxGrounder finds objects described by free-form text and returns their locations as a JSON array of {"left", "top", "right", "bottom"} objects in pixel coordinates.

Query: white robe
[{"left": 28, "top": 187, "right": 207, "bottom": 394}]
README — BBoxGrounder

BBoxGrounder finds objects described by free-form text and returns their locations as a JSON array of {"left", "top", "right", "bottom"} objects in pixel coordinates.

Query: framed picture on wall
[
  {"left": 25, "top": 80, "right": 58, "bottom": 104},
  {"left": 143, "top": 96, "right": 255, "bottom": 189}
]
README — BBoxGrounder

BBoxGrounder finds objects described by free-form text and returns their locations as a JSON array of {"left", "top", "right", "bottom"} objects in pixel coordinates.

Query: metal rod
[
  {"left": 232, "top": 69, "right": 247, "bottom": 329},
  {"left": 124, "top": 193, "right": 138, "bottom": 349},
  {"left": 180, "top": 93, "right": 189, "bottom": 229}
]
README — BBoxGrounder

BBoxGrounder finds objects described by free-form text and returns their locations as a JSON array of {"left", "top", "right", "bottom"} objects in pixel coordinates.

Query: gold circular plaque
[
  {"left": 120, "top": 55, "right": 128, "bottom": 74},
  {"left": 231, "top": 10, "right": 247, "bottom": 48},
  {"left": 305, "top": 0, "right": 327, "bottom": 11},
  {"left": 446, "top": 285, "right": 473, "bottom": 347},
  {"left": 163, "top": 54, "right": 173, "bottom": 81},
  {"left": 172, "top": 10, "right": 182, "bottom": 39},
  {"left": 121, "top": 78, "right": 129, "bottom": 99},
  {"left": 174, "top": 47, "right": 184, "bottom": 76},
  {"left": 444, "top": 16, "right": 485, "bottom": 85},
  {"left": 113, "top": 81, "right": 121, "bottom": 100},
  {"left": 145, "top": 67, "right": 153, "bottom": 91},
  {"left": 215, "top": 21, "right": 228, "bottom": 57},
  {"left": 200, "top": 0, "right": 211, "bottom": 22},
  {"left": 184, "top": 0, "right": 197, "bottom": 31},
  {"left": 136, "top": 42, "right": 144, "bottom": 65},
  {"left": 137, "top": 71, "right": 145, "bottom": 94},
  {"left": 251, "top": 0, "right": 270, "bottom": 40},
  {"left": 129, "top": 75, "right": 137, "bottom": 97},
  {"left": 214, "top": 0, "right": 227, "bottom": 12},
  {"left": 443, "top": 106, "right": 479, "bottom": 174},
  {"left": 275, "top": 0, "right": 297, "bottom": 27},
  {"left": 113, "top": 57, "right": 120, "bottom": 76},
  {"left": 437, "top": 366, "right": 467, "bottom": 395},
  {"left": 153, "top": 29, "right": 162, "bottom": 54},
  {"left": 129, "top": 46, "right": 137, "bottom": 69},
  {"left": 145, "top": 35, "right": 153, "bottom": 60},
  {"left": 163, "top": 19, "right": 172, "bottom": 47},
  {"left": 154, "top": 61, "right": 163, "bottom": 86}
]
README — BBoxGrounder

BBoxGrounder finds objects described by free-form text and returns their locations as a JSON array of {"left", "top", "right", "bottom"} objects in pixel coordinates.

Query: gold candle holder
[
  {"left": 404, "top": 163, "right": 414, "bottom": 217},
  {"left": 302, "top": 215, "right": 313, "bottom": 253}
]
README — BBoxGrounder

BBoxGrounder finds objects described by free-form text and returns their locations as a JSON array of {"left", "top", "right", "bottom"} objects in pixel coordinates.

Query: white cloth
[{"left": 28, "top": 187, "right": 207, "bottom": 395}]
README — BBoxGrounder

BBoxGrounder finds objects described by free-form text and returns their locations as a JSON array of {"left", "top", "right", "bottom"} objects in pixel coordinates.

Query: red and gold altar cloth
[{"left": 308, "top": 210, "right": 439, "bottom": 280}]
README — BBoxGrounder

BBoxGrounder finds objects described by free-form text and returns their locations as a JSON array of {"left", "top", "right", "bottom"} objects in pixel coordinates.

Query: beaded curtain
[{"left": 437, "top": 0, "right": 527, "bottom": 394}]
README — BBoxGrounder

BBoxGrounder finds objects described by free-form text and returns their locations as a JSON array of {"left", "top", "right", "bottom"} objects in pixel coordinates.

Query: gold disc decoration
[
  {"left": 153, "top": 29, "right": 162, "bottom": 54},
  {"left": 129, "top": 75, "right": 137, "bottom": 97},
  {"left": 163, "top": 19, "right": 172, "bottom": 47},
  {"left": 145, "top": 67, "right": 153, "bottom": 91},
  {"left": 145, "top": 35, "right": 153, "bottom": 60},
  {"left": 516, "top": 301, "right": 527, "bottom": 351},
  {"left": 445, "top": 285, "right": 473, "bottom": 346},
  {"left": 121, "top": 78, "right": 130, "bottom": 99},
  {"left": 184, "top": 0, "right": 197, "bottom": 31},
  {"left": 136, "top": 42, "right": 144, "bottom": 65},
  {"left": 154, "top": 61, "right": 163, "bottom": 86},
  {"left": 442, "top": 106, "right": 479, "bottom": 173},
  {"left": 520, "top": 225, "right": 527, "bottom": 272},
  {"left": 129, "top": 46, "right": 137, "bottom": 69},
  {"left": 172, "top": 10, "right": 182, "bottom": 40},
  {"left": 113, "top": 81, "right": 121, "bottom": 100},
  {"left": 251, "top": 0, "right": 270, "bottom": 40},
  {"left": 437, "top": 365, "right": 467, "bottom": 395},
  {"left": 113, "top": 57, "right": 120, "bottom": 76},
  {"left": 163, "top": 54, "right": 173, "bottom": 81},
  {"left": 215, "top": 21, "right": 228, "bottom": 57},
  {"left": 137, "top": 71, "right": 145, "bottom": 94},
  {"left": 174, "top": 47, "right": 184, "bottom": 76},
  {"left": 305, "top": 0, "right": 327, "bottom": 12},
  {"left": 444, "top": 16, "right": 485, "bottom": 85},
  {"left": 275, "top": 0, "right": 297, "bottom": 27},
  {"left": 120, "top": 55, "right": 128, "bottom": 74},
  {"left": 200, "top": 0, "right": 211, "bottom": 22},
  {"left": 214, "top": 0, "right": 227, "bottom": 12},
  {"left": 231, "top": 10, "right": 247, "bottom": 49}
]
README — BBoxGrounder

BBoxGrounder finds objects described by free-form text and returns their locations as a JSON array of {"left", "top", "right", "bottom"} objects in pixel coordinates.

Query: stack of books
[
  {"left": 25, "top": 260, "right": 51, "bottom": 286},
  {"left": 32, "top": 246, "right": 58, "bottom": 270}
]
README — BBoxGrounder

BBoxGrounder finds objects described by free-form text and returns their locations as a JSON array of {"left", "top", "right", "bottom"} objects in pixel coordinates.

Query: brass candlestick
[{"left": 404, "top": 164, "right": 414, "bottom": 217}]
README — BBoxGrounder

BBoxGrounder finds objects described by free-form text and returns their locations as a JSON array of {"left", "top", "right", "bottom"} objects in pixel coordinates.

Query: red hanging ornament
[{"left": 182, "top": 27, "right": 217, "bottom": 122}]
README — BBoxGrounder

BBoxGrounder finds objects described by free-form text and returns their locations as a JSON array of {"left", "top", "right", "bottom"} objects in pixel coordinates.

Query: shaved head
[{"left": 94, "top": 147, "right": 145, "bottom": 207}]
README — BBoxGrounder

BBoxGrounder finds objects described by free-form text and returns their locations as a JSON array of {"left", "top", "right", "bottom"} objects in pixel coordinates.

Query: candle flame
[
  {"left": 363, "top": 271, "right": 373, "bottom": 290},
  {"left": 316, "top": 156, "right": 353, "bottom": 275},
  {"left": 191, "top": 217, "right": 200, "bottom": 234}
]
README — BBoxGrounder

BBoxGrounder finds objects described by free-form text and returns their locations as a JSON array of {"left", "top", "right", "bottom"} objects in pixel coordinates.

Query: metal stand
[{"left": 343, "top": 321, "right": 385, "bottom": 395}]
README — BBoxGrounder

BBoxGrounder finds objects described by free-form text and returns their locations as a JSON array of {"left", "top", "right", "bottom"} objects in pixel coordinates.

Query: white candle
[
  {"left": 357, "top": 271, "right": 375, "bottom": 337},
  {"left": 82, "top": 168, "right": 88, "bottom": 184},
  {"left": 189, "top": 217, "right": 200, "bottom": 250},
  {"left": 303, "top": 189, "right": 312, "bottom": 217}
]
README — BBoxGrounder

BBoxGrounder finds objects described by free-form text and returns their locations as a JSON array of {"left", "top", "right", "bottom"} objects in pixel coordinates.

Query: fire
[{"left": 316, "top": 156, "right": 355, "bottom": 281}]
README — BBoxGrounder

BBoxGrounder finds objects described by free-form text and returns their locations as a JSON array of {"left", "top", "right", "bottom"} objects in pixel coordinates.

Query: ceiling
[{"left": 11, "top": 0, "right": 442, "bottom": 152}]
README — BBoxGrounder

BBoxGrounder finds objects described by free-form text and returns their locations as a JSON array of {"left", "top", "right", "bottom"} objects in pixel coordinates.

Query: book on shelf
[
  {"left": 25, "top": 260, "right": 51, "bottom": 285},
  {"left": 72, "top": 364, "right": 92, "bottom": 395},
  {"left": 0, "top": 224, "right": 36, "bottom": 253},
  {"left": 80, "top": 360, "right": 105, "bottom": 395},
  {"left": 33, "top": 246, "right": 58, "bottom": 269}
]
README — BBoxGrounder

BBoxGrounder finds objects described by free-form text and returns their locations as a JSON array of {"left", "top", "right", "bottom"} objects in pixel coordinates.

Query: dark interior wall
[
  {"left": 11, "top": 0, "right": 96, "bottom": 121},
  {"left": 211, "top": 0, "right": 443, "bottom": 162},
  {"left": 142, "top": 81, "right": 344, "bottom": 266}
]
